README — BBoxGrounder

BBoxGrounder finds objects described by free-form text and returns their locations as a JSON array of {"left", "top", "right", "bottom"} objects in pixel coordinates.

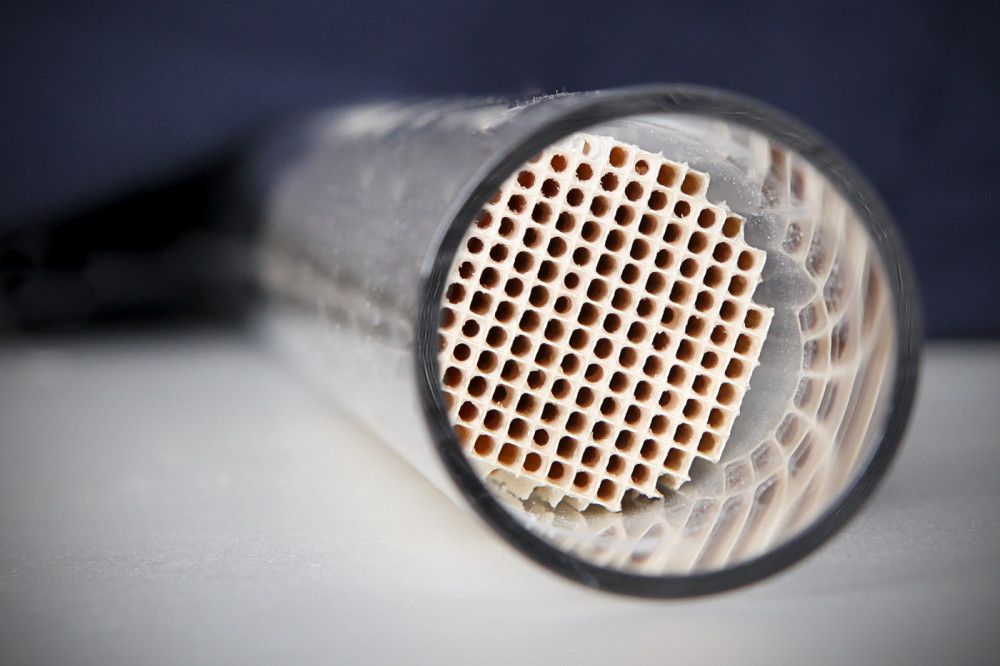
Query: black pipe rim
[{"left": 416, "top": 84, "right": 922, "bottom": 598}]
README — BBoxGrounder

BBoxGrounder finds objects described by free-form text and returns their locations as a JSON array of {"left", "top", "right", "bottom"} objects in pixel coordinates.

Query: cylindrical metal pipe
[{"left": 242, "top": 86, "right": 921, "bottom": 596}]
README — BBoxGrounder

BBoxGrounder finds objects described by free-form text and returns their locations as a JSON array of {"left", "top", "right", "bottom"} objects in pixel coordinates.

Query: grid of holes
[{"left": 439, "top": 133, "right": 773, "bottom": 509}]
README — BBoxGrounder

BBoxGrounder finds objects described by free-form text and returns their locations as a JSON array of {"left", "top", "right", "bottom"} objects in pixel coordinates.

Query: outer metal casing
[{"left": 244, "top": 86, "right": 921, "bottom": 596}]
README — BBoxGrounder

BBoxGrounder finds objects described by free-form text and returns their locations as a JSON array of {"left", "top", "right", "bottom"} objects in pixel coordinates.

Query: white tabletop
[{"left": 1, "top": 332, "right": 998, "bottom": 665}]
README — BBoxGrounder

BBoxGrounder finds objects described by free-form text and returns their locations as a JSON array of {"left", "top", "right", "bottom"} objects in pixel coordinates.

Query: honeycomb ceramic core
[{"left": 439, "top": 133, "right": 774, "bottom": 510}]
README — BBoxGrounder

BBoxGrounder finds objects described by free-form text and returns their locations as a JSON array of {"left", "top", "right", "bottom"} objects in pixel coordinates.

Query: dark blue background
[{"left": 2, "top": 0, "right": 997, "bottom": 337}]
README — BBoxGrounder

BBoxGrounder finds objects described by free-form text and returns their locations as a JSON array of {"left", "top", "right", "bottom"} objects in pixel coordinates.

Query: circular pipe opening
[{"left": 417, "top": 86, "right": 921, "bottom": 597}]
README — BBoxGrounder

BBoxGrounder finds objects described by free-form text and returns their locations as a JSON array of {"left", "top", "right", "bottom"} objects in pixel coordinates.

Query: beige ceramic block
[{"left": 439, "top": 133, "right": 773, "bottom": 510}]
